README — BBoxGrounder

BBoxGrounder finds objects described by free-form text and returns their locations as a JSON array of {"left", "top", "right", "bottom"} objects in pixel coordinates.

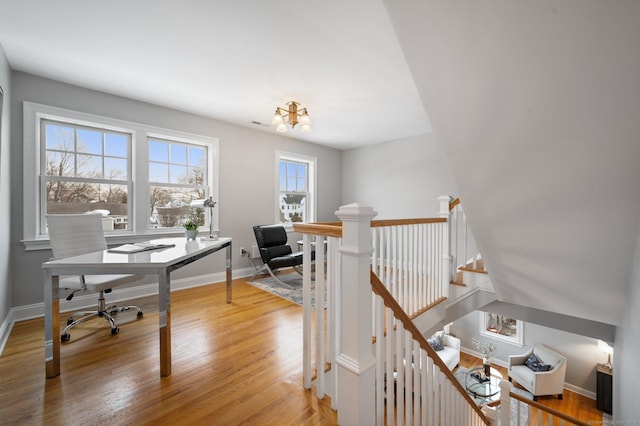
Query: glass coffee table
[{"left": 464, "top": 366, "right": 503, "bottom": 406}]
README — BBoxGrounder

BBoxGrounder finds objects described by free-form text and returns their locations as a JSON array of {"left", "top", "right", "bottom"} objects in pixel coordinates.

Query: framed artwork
[{"left": 479, "top": 311, "right": 524, "bottom": 346}]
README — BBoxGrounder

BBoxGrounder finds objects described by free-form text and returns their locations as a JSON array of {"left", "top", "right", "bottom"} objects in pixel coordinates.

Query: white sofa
[
  {"left": 429, "top": 333, "right": 460, "bottom": 371},
  {"left": 508, "top": 343, "right": 567, "bottom": 400}
]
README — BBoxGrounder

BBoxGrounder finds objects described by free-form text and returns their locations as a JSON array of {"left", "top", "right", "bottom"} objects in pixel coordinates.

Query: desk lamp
[{"left": 190, "top": 197, "right": 218, "bottom": 240}]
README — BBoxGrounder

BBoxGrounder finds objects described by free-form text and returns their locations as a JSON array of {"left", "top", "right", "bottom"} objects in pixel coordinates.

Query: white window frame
[
  {"left": 23, "top": 102, "right": 219, "bottom": 250},
  {"left": 275, "top": 150, "right": 316, "bottom": 230},
  {"left": 479, "top": 311, "right": 524, "bottom": 347}
]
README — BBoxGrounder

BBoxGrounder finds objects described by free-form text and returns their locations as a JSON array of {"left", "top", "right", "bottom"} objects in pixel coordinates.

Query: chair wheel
[
  {"left": 66, "top": 317, "right": 74, "bottom": 325},
  {"left": 137, "top": 311, "right": 143, "bottom": 318},
  {"left": 61, "top": 333, "right": 71, "bottom": 342},
  {"left": 111, "top": 327, "right": 120, "bottom": 335}
]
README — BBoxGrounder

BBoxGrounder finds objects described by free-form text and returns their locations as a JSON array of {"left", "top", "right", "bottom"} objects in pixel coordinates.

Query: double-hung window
[
  {"left": 276, "top": 151, "right": 316, "bottom": 226},
  {"left": 41, "top": 120, "right": 132, "bottom": 232},
  {"left": 23, "top": 102, "right": 219, "bottom": 248},
  {"left": 148, "top": 137, "right": 209, "bottom": 229}
]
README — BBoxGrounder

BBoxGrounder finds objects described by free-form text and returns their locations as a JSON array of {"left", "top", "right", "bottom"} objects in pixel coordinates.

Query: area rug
[{"left": 248, "top": 272, "right": 325, "bottom": 309}]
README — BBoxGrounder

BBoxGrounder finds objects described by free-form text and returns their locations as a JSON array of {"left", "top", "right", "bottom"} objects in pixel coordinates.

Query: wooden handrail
[
  {"left": 370, "top": 270, "right": 489, "bottom": 424},
  {"left": 293, "top": 223, "right": 342, "bottom": 237},
  {"left": 449, "top": 197, "right": 460, "bottom": 210},
  {"left": 509, "top": 392, "right": 590, "bottom": 426},
  {"left": 371, "top": 217, "right": 446, "bottom": 227},
  {"left": 294, "top": 218, "right": 447, "bottom": 237}
]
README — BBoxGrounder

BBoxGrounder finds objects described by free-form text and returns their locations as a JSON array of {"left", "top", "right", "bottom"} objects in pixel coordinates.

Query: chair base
[
  {"left": 250, "top": 264, "right": 303, "bottom": 289},
  {"left": 61, "top": 291, "right": 142, "bottom": 342}
]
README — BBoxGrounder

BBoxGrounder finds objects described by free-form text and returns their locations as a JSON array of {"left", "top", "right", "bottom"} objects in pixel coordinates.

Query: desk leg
[
  {"left": 44, "top": 271, "right": 60, "bottom": 378},
  {"left": 226, "top": 242, "right": 232, "bottom": 304},
  {"left": 159, "top": 268, "right": 171, "bottom": 377}
]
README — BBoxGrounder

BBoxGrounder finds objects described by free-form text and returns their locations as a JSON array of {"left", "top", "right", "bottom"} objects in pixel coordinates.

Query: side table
[{"left": 596, "top": 363, "right": 612, "bottom": 414}]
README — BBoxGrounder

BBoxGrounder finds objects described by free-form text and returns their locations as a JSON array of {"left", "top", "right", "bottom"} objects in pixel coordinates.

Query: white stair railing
[
  {"left": 294, "top": 201, "right": 488, "bottom": 425},
  {"left": 449, "top": 198, "right": 486, "bottom": 274},
  {"left": 371, "top": 271, "right": 488, "bottom": 425},
  {"left": 371, "top": 218, "right": 448, "bottom": 317}
]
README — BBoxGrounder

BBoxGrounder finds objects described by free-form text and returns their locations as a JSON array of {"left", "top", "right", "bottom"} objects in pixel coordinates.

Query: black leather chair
[{"left": 251, "top": 224, "right": 307, "bottom": 288}]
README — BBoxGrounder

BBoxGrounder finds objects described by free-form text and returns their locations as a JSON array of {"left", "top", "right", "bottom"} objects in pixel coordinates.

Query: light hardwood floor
[{"left": 0, "top": 278, "right": 605, "bottom": 425}]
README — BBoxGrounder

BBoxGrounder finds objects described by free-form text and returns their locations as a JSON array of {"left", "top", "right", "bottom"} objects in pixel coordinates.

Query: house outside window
[
  {"left": 23, "top": 102, "right": 219, "bottom": 248},
  {"left": 276, "top": 151, "right": 316, "bottom": 226}
]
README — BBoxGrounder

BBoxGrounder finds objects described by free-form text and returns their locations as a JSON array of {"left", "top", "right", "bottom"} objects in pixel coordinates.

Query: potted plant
[{"left": 183, "top": 219, "right": 199, "bottom": 240}]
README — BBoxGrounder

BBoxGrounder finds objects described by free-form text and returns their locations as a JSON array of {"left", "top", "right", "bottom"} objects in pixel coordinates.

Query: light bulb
[
  {"left": 276, "top": 123, "right": 288, "bottom": 133},
  {"left": 300, "top": 124, "right": 311, "bottom": 133},
  {"left": 272, "top": 111, "right": 284, "bottom": 125},
  {"left": 300, "top": 111, "right": 311, "bottom": 126}
]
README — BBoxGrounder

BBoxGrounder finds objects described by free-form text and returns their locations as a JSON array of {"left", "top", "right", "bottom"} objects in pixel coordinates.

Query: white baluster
[{"left": 303, "top": 232, "right": 312, "bottom": 389}]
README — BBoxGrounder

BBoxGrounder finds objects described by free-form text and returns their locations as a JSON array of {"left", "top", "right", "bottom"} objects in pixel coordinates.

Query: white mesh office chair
[{"left": 47, "top": 214, "right": 144, "bottom": 342}]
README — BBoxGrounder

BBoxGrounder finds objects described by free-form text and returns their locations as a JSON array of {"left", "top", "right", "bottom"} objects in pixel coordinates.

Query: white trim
[
  {"left": 0, "top": 308, "right": 15, "bottom": 357},
  {"left": 274, "top": 150, "right": 317, "bottom": 225},
  {"left": 22, "top": 101, "right": 220, "bottom": 245},
  {"left": 460, "top": 346, "right": 596, "bottom": 400},
  {"left": 479, "top": 311, "right": 524, "bottom": 347}
]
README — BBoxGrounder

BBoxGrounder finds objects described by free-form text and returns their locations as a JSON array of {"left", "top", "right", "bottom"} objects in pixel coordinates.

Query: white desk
[{"left": 42, "top": 237, "right": 232, "bottom": 378}]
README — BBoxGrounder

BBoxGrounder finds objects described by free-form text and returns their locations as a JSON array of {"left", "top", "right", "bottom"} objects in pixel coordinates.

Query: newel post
[
  {"left": 438, "top": 195, "right": 452, "bottom": 298},
  {"left": 335, "top": 203, "right": 377, "bottom": 426}
]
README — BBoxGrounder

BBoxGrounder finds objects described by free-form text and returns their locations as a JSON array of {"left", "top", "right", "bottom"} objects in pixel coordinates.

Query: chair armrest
[
  {"left": 508, "top": 347, "right": 533, "bottom": 367},
  {"left": 443, "top": 334, "right": 460, "bottom": 351}
]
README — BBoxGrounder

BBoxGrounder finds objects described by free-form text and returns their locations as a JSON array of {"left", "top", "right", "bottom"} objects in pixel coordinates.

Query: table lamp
[
  {"left": 598, "top": 340, "right": 613, "bottom": 370},
  {"left": 190, "top": 197, "right": 218, "bottom": 240}
]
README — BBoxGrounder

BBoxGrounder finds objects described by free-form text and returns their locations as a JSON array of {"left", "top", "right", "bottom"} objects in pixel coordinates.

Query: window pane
[
  {"left": 187, "top": 166, "right": 205, "bottom": 185},
  {"left": 297, "top": 177, "right": 306, "bottom": 192},
  {"left": 149, "top": 140, "right": 168, "bottom": 162},
  {"left": 297, "top": 163, "right": 306, "bottom": 177},
  {"left": 105, "top": 133, "right": 128, "bottom": 158},
  {"left": 287, "top": 162, "right": 297, "bottom": 178},
  {"left": 45, "top": 180, "right": 129, "bottom": 231},
  {"left": 287, "top": 177, "right": 297, "bottom": 191},
  {"left": 150, "top": 185, "right": 206, "bottom": 228},
  {"left": 45, "top": 151, "right": 75, "bottom": 177},
  {"left": 77, "top": 129, "right": 103, "bottom": 155},
  {"left": 45, "top": 123, "right": 74, "bottom": 151},
  {"left": 149, "top": 162, "right": 168, "bottom": 183},
  {"left": 77, "top": 154, "right": 102, "bottom": 178},
  {"left": 188, "top": 146, "right": 205, "bottom": 167},
  {"left": 105, "top": 157, "right": 127, "bottom": 180},
  {"left": 170, "top": 144, "right": 187, "bottom": 165},
  {"left": 169, "top": 164, "right": 187, "bottom": 184}
]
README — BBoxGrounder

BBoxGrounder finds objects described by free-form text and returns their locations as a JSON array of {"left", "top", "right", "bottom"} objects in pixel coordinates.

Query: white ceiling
[{"left": 0, "top": 0, "right": 431, "bottom": 149}]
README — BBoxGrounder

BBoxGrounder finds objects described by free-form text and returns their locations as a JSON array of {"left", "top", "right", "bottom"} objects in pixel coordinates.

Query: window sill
[{"left": 22, "top": 229, "right": 190, "bottom": 251}]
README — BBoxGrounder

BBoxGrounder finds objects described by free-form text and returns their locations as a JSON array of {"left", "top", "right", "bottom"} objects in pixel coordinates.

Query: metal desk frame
[{"left": 42, "top": 237, "right": 232, "bottom": 378}]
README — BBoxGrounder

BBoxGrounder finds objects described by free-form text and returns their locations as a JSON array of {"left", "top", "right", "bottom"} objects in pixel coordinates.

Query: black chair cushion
[{"left": 269, "top": 251, "right": 303, "bottom": 269}]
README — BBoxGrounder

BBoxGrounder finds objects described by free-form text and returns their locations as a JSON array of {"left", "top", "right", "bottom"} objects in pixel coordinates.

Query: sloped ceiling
[{"left": 384, "top": 0, "right": 640, "bottom": 325}]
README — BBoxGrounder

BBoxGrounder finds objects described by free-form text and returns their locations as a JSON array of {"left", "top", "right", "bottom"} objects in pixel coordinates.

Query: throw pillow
[
  {"left": 428, "top": 334, "right": 444, "bottom": 351},
  {"left": 525, "top": 353, "right": 552, "bottom": 372}
]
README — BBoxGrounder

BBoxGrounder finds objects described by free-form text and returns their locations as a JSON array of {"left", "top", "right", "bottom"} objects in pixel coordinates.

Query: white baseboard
[
  {"left": 461, "top": 346, "right": 596, "bottom": 400},
  {"left": 0, "top": 308, "right": 15, "bottom": 357},
  {"left": 0, "top": 267, "right": 255, "bottom": 357}
]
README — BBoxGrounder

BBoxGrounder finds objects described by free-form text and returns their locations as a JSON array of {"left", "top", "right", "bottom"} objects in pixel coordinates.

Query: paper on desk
[{"left": 108, "top": 242, "right": 175, "bottom": 254}]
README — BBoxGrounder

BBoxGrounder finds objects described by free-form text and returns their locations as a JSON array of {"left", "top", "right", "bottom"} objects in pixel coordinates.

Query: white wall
[
  {"left": 9, "top": 71, "right": 342, "bottom": 308},
  {"left": 613, "top": 227, "right": 640, "bottom": 421},
  {"left": 342, "top": 133, "right": 456, "bottom": 218},
  {"left": 452, "top": 311, "right": 605, "bottom": 396},
  {"left": 0, "top": 43, "right": 11, "bottom": 339}
]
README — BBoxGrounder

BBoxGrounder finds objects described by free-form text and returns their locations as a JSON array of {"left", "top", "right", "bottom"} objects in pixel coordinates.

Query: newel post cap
[{"left": 335, "top": 203, "right": 378, "bottom": 221}]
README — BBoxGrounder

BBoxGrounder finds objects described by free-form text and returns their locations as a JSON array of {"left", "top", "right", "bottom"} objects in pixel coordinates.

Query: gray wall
[
  {"left": 0, "top": 44, "right": 11, "bottom": 329},
  {"left": 614, "top": 227, "right": 640, "bottom": 421},
  {"left": 341, "top": 133, "right": 456, "bottom": 218},
  {"left": 9, "top": 71, "right": 342, "bottom": 308},
  {"left": 451, "top": 311, "right": 605, "bottom": 395}
]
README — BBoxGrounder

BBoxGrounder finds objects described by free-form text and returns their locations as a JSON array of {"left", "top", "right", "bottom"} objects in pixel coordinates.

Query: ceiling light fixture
[{"left": 272, "top": 101, "right": 311, "bottom": 133}]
